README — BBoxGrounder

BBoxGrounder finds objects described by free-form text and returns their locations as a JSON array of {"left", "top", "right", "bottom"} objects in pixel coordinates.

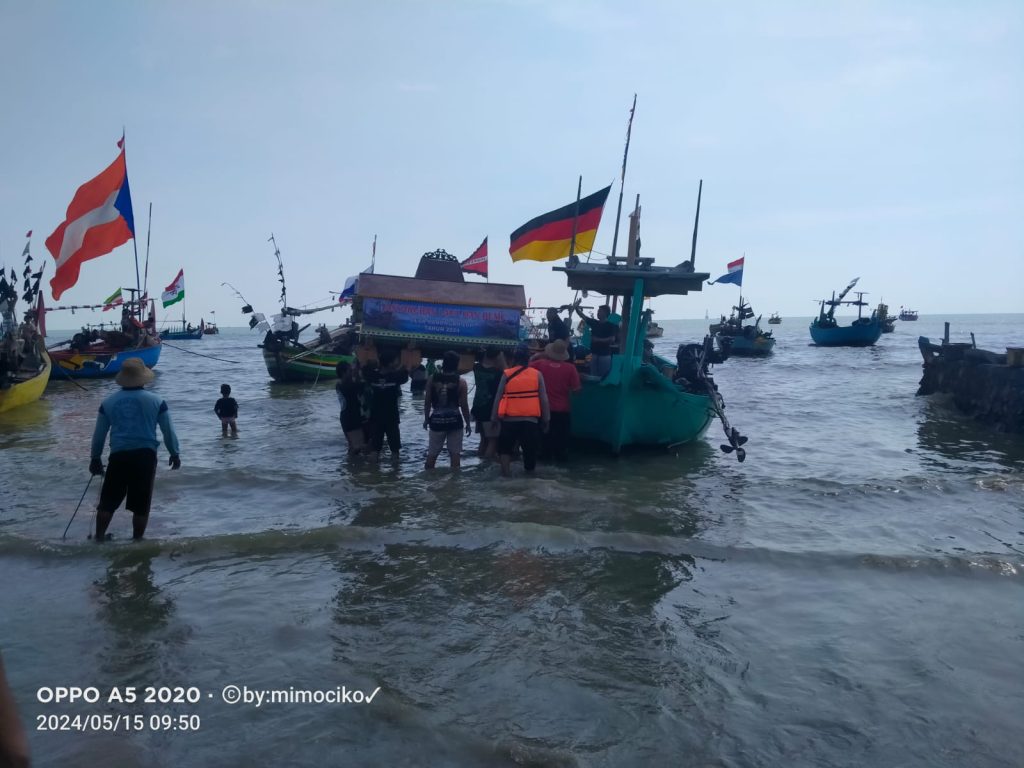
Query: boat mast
[
  {"left": 689, "top": 179, "right": 703, "bottom": 269},
  {"left": 143, "top": 203, "right": 152, "bottom": 302},
  {"left": 268, "top": 233, "right": 287, "bottom": 311},
  {"left": 122, "top": 132, "right": 143, "bottom": 322},
  {"left": 609, "top": 94, "right": 637, "bottom": 315}
]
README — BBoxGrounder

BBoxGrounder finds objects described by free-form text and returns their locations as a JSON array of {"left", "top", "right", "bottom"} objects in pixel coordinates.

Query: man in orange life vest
[{"left": 490, "top": 345, "right": 550, "bottom": 476}]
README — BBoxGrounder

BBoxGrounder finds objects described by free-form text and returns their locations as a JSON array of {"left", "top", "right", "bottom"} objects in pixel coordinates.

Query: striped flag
[
  {"left": 162, "top": 269, "right": 185, "bottom": 307},
  {"left": 102, "top": 287, "right": 123, "bottom": 311},
  {"left": 509, "top": 185, "right": 611, "bottom": 263},
  {"left": 710, "top": 257, "right": 744, "bottom": 286},
  {"left": 46, "top": 143, "right": 135, "bottom": 300},
  {"left": 460, "top": 237, "right": 488, "bottom": 277}
]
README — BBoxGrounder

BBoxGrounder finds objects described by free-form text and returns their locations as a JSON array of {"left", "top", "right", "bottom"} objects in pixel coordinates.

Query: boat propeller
[{"left": 719, "top": 428, "right": 749, "bottom": 462}]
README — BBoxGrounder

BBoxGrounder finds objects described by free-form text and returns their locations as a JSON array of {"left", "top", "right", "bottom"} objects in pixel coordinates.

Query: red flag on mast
[{"left": 460, "top": 237, "right": 488, "bottom": 277}]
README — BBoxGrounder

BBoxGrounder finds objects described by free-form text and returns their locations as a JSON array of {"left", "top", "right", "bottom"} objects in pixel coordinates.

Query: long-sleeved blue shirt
[{"left": 91, "top": 387, "right": 181, "bottom": 459}]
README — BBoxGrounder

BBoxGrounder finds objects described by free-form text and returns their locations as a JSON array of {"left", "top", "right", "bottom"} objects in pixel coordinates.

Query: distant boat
[
  {"left": 202, "top": 322, "right": 219, "bottom": 335},
  {"left": 711, "top": 297, "right": 775, "bottom": 356},
  {"left": 899, "top": 307, "right": 919, "bottom": 321},
  {"left": 768, "top": 312, "right": 781, "bottom": 324},
  {"left": 160, "top": 314, "right": 204, "bottom": 340},
  {"left": 809, "top": 278, "right": 882, "bottom": 347},
  {"left": 645, "top": 319, "right": 664, "bottom": 338}
]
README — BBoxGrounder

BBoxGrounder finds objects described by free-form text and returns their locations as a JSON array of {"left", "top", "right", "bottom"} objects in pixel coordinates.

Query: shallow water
[{"left": 1, "top": 315, "right": 1022, "bottom": 767}]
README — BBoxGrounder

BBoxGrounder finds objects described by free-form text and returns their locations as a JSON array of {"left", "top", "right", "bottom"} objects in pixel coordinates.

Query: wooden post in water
[
  {"left": 971, "top": 332, "right": 976, "bottom": 349},
  {"left": 944, "top": 322, "right": 950, "bottom": 345}
]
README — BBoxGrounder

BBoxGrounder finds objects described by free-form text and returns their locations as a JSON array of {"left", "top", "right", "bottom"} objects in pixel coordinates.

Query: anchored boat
[
  {"left": 809, "top": 278, "right": 882, "bottom": 347},
  {"left": 711, "top": 297, "right": 775, "bottom": 356},
  {"left": 768, "top": 312, "right": 781, "bottom": 324},
  {"left": 899, "top": 307, "right": 919, "bottom": 321},
  {"left": 876, "top": 302, "right": 895, "bottom": 333},
  {"left": 0, "top": 258, "right": 50, "bottom": 413},
  {"left": 555, "top": 191, "right": 747, "bottom": 459}
]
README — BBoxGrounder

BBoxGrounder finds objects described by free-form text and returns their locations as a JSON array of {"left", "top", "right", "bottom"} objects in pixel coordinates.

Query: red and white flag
[
  {"left": 46, "top": 144, "right": 135, "bottom": 300},
  {"left": 460, "top": 237, "right": 488, "bottom": 277}
]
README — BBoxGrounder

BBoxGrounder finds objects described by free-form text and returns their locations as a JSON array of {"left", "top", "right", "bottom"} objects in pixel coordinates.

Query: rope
[{"left": 161, "top": 341, "right": 240, "bottom": 364}]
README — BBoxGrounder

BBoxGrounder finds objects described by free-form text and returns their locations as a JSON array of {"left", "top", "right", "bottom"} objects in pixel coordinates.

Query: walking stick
[{"left": 62, "top": 476, "right": 95, "bottom": 539}]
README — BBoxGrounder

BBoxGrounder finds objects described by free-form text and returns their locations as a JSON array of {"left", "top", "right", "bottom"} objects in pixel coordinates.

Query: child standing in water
[{"left": 214, "top": 384, "right": 239, "bottom": 437}]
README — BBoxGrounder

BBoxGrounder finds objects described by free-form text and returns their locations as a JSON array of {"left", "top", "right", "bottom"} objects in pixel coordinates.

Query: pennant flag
[
  {"left": 102, "top": 287, "right": 123, "bottom": 311},
  {"left": 339, "top": 261, "right": 374, "bottom": 302},
  {"left": 710, "top": 257, "right": 744, "bottom": 286},
  {"left": 460, "top": 237, "right": 488, "bottom": 277},
  {"left": 46, "top": 145, "right": 135, "bottom": 300},
  {"left": 509, "top": 185, "right": 611, "bottom": 263},
  {"left": 25, "top": 230, "right": 32, "bottom": 238},
  {"left": 162, "top": 269, "right": 185, "bottom": 308}
]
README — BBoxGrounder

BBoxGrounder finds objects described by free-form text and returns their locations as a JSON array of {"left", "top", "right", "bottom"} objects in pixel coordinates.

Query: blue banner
[{"left": 362, "top": 298, "right": 520, "bottom": 342}]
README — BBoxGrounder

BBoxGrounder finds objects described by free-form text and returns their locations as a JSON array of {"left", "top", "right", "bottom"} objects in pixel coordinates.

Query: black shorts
[{"left": 98, "top": 448, "right": 158, "bottom": 516}]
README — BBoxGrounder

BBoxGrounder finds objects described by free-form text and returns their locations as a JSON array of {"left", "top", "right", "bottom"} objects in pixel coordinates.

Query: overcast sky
[{"left": 1, "top": 1, "right": 1021, "bottom": 329}]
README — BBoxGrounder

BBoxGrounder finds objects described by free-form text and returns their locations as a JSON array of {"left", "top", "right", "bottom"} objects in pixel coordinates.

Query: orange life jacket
[{"left": 497, "top": 366, "right": 541, "bottom": 418}]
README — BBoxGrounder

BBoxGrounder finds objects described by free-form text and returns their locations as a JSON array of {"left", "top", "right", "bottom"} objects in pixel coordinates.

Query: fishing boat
[
  {"left": 48, "top": 295, "right": 162, "bottom": 379},
  {"left": 809, "top": 278, "right": 883, "bottom": 347},
  {"left": 554, "top": 186, "right": 747, "bottom": 459},
  {"left": 899, "top": 307, "right": 919, "bottom": 321},
  {"left": 645, "top": 318, "right": 664, "bottom": 338},
  {"left": 710, "top": 297, "right": 775, "bottom": 356},
  {"left": 876, "top": 302, "right": 896, "bottom": 333},
  {"left": 768, "top": 312, "right": 781, "bottom": 324},
  {"left": 0, "top": 262, "right": 50, "bottom": 413},
  {"left": 707, "top": 256, "right": 774, "bottom": 356},
  {"left": 160, "top": 316, "right": 204, "bottom": 340}
]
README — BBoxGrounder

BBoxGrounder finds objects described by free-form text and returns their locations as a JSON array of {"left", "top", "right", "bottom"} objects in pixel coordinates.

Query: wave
[{"left": 2, "top": 520, "right": 1019, "bottom": 580}]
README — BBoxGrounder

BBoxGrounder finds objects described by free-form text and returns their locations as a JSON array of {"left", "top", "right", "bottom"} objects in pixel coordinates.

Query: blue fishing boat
[
  {"left": 809, "top": 278, "right": 882, "bottom": 347},
  {"left": 50, "top": 336, "right": 161, "bottom": 379},
  {"left": 710, "top": 297, "right": 775, "bottom": 356}
]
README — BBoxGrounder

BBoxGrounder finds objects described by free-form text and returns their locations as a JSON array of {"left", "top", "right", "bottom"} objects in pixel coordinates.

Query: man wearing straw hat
[
  {"left": 89, "top": 357, "right": 181, "bottom": 541},
  {"left": 529, "top": 339, "right": 581, "bottom": 462}
]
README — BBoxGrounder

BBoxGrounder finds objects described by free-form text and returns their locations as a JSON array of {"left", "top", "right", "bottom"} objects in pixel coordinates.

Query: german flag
[{"left": 509, "top": 185, "right": 611, "bottom": 263}]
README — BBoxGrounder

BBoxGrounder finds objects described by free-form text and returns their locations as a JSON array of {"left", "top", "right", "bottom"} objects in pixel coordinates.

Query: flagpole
[
  {"left": 122, "top": 131, "right": 143, "bottom": 322},
  {"left": 143, "top": 203, "right": 152, "bottom": 300},
  {"left": 567, "top": 175, "right": 583, "bottom": 263}
]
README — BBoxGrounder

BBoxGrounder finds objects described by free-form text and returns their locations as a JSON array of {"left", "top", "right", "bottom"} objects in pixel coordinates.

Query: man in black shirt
[
  {"left": 575, "top": 303, "right": 617, "bottom": 377},
  {"left": 364, "top": 350, "right": 409, "bottom": 460}
]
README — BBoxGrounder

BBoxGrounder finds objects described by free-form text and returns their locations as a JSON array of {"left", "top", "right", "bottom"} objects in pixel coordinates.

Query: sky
[{"left": 1, "top": 0, "right": 1021, "bottom": 330}]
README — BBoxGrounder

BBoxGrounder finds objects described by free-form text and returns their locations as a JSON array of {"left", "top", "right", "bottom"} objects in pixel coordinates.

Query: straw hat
[
  {"left": 115, "top": 357, "right": 155, "bottom": 387},
  {"left": 544, "top": 339, "right": 570, "bottom": 361}
]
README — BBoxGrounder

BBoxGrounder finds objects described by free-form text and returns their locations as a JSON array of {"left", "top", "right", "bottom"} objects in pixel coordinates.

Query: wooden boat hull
[
  {"left": 716, "top": 333, "right": 775, "bottom": 356},
  {"left": 809, "top": 319, "right": 882, "bottom": 347},
  {"left": 0, "top": 351, "right": 51, "bottom": 414},
  {"left": 569, "top": 362, "right": 714, "bottom": 452},
  {"left": 161, "top": 329, "right": 203, "bottom": 340},
  {"left": 262, "top": 347, "right": 354, "bottom": 382},
  {"left": 50, "top": 343, "right": 161, "bottom": 379}
]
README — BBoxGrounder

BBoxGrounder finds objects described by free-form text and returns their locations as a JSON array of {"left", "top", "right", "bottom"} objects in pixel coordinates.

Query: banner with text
[{"left": 361, "top": 298, "right": 520, "bottom": 343}]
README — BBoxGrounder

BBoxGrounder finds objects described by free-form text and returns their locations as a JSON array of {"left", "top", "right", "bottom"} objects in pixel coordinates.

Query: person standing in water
[
  {"left": 335, "top": 360, "right": 367, "bottom": 456},
  {"left": 423, "top": 350, "right": 472, "bottom": 470},
  {"left": 214, "top": 384, "right": 239, "bottom": 437},
  {"left": 491, "top": 345, "right": 550, "bottom": 476},
  {"left": 89, "top": 357, "right": 181, "bottom": 541},
  {"left": 363, "top": 350, "right": 409, "bottom": 461}
]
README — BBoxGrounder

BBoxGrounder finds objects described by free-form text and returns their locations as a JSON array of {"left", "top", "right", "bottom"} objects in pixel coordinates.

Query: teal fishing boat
[
  {"left": 555, "top": 190, "right": 747, "bottom": 459},
  {"left": 809, "top": 278, "right": 883, "bottom": 347}
]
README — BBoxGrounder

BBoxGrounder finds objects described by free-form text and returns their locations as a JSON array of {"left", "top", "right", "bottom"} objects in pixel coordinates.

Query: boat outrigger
[{"left": 809, "top": 278, "right": 883, "bottom": 347}]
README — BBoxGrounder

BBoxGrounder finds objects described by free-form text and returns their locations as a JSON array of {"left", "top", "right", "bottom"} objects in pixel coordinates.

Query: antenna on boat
[
  {"left": 689, "top": 179, "right": 703, "bottom": 269},
  {"left": 268, "top": 233, "right": 287, "bottom": 310}
]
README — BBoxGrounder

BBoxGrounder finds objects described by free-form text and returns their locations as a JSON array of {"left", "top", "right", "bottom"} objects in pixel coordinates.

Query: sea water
[{"left": 1, "top": 315, "right": 1021, "bottom": 767}]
